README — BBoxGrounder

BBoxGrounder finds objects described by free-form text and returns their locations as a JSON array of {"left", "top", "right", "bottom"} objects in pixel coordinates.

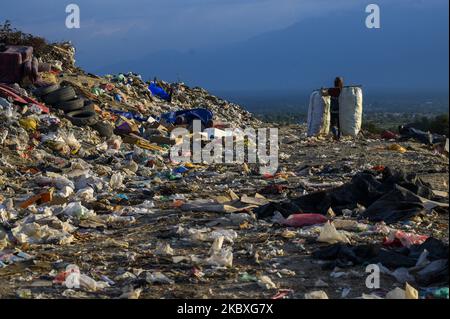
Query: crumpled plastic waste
[
  {"left": 257, "top": 275, "right": 277, "bottom": 290},
  {"left": 383, "top": 230, "right": 428, "bottom": 248},
  {"left": 154, "top": 242, "right": 174, "bottom": 256},
  {"left": 386, "top": 283, "right": 418, "bottom": 299},
  {"left": 12, "top": 221, "right": 74, "bottom": 245},
  {"left": 181, "top": 227, "right": 238, "bottom": 244},
  {"left": 53, "top": 264, "right": 109, "bottom": 291},
  {"left": 110, "top": 172, "right": 124, "bottom": 189},
  {"left": 317, "top": 221, "right": 351, "bottom": 244},
  {"left": 62, "top": 202, "right": 96, "bottom": 220},
  {"left": 205, "top": 236, "right": 233, "bottom": 268},
  {"left": 0, "top": 250, "right": 34, "bottom": 268},
  {"left": 272, "top": 211, "right": 327, "bottom": 228},
  {"left": 387, "top": 143, "right": 407, "bottom": 153},
  {"left": 146, "top": 272, "right": 174, "bottom": 285},
  {"left": 304, "top": 290, "right": 329, "bottom": 299}
]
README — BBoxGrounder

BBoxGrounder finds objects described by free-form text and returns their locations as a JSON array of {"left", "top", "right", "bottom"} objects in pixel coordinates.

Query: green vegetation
[
  {"left": 411, "top": 114, "right": 449, "bottom": 136},
  {"left": 256, "top": 112, "right": 306, "bottom": 125},
  {"left": 0, "top": 20, "right": 51, "bottom": 57},
  {"left": 362, "top": 121, "right": 385, "bottom": 134}
]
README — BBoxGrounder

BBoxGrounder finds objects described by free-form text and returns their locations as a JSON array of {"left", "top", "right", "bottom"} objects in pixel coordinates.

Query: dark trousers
[
  {"left": 330, "top": 111, "right": 340, "bottom": 138},
  {"left": 330, "top": 97, "right": 340, "bottom": 138}
]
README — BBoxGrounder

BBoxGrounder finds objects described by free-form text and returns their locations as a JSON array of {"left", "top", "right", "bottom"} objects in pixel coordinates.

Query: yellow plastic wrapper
[
  {"left": 40, "top": 72, "right": 58, "bottom": 84},
  {"left": 405, "top": 282, "right": 419, "bottom": 299},
  {"left": 387, "top": 143, "right": 407, "bottom": 153},
  {"left": 19, "top": 117, "right": 38, "bottom": 131}
]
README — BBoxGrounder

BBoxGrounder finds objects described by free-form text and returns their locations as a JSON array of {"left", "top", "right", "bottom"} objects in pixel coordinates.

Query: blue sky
[{"left": 1, "top": 0, "right": 449, "bottom": 92}]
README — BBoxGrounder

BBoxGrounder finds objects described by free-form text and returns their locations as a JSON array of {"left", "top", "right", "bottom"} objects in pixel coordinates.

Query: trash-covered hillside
[{"left": 0, "top": 30, "right": 449, "bottom": 299}]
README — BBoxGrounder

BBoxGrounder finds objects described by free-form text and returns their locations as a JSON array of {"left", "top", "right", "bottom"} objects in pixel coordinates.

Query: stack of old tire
[{"left": 35, "top": 84, "right": 113, "bottom": 138}]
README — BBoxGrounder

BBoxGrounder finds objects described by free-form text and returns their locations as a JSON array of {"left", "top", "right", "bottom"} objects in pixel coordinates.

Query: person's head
[{"left": 334, "top": 77, "right": 344, "bottom": 89}]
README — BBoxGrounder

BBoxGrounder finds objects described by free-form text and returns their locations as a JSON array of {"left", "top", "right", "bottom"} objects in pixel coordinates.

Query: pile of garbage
[{"left": 0, "top": 34, "right": 448, "bottom": 299}]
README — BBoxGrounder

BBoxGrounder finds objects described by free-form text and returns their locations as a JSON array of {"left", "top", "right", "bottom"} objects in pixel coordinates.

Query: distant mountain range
[{"left": 93, "top": 2, "right": 449, "bottom": 96}]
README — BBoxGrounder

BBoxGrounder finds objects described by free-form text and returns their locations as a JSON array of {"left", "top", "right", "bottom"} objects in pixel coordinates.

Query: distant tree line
[
  {"left": 255, "top": 112, "right": 306, "bottom": 125},
  {"left": 409, "top": 114, "right": 449, "bottom": 136},
  {"left": 363, "top": 113, "right": 449, "bottom": 136}
]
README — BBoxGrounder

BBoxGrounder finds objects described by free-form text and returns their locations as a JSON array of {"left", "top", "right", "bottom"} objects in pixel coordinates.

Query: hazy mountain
[{"left": 93, "top": 2, "right": 449, "bottom": 94}]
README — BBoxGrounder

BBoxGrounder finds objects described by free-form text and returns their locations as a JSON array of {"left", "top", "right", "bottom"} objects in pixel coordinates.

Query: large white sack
[
  {"left": 307, "top": 91, "right": 331, "bottom": 137},
  {"left": 339, "top": 87, "right": 363, "bottom": 137}
]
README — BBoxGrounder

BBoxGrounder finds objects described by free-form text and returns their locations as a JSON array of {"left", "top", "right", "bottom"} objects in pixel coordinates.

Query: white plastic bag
[
  {"left": 307, "top": 91, "right": 331, "bottom": 137},
  {"left": 206, "top": 236, "right": 233, "bottom": 267},
  {"left": 339, "top": 86, "right": 363, "bottom": 137},
  {"left": 62, "top": 202, "right": 95, "bottom": 219},
  {"left": 257, "top": 275, "right": 277, "bottom": 290},
  {"left": 304, "top": 290, "right": 329, "bottom": 299},
  {"left": 317, "top": 221, "right": 350, "bottom": 244},
  {"left": 110, "top": 172, "right": 124, "bottom": 189}
]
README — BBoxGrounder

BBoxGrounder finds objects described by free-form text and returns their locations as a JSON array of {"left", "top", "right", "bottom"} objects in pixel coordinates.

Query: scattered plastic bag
[
  {"left": 110, "top": 172, "right": 124, "bottom": 189},
  {"left": 146, "top": 272, "right": 174, "bottom": 285},
  {"left": 155, "top": 242, "right": 174, "bottom": 256},
  {"left": 62, "top": 202, "right": 95, "bottom": 219},
  {"left": 384, "top": 230, "right": 428, "bottom": 248},
  {"left": 387, "top": 144, "right": 407, "bottom": 153},
  {"left": 205, "top": 236, "right": 233, "bottom": 267},
  {"left": 304, "top": 290, "right": 329, "bottom": 299},
  {"left": 317, "top": 221, "right": 351, "bottom": 244},
  {"left": 386, "top": 283, "right": 418, "bottom": 299},
  {"left": 257, "top": 275, "right": 277, "bottom": 290},
  {"left": 54, "top": 264, "right": 109, "bottom": 291},
  {"left": 273, "top": 211, "right": 327, "bottom": 227}
]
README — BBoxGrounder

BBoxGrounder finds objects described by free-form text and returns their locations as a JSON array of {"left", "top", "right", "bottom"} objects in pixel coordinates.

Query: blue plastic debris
[{"left": 148, "top": 82, "right": 170, "bottom": 101}]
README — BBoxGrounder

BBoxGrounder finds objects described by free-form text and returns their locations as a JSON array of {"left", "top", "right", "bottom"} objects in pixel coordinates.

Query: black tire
[
  {"left": 56, "top": 97, "right": 85, "bottom": 113},
  {"left": 66, "top": 110, "right": 98, "bottom": 127},
  {"left": 34, "top": 84, "right": 60, "bottom": 97},
  {"left": 44, "top": 86, "right": 76, "bottom": 105},
  {"left": 90, "top": 122, "right": 113, "bottom": 138},
  {"left": 82, "top": 100, "right": 95, "bottom": 112}
]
